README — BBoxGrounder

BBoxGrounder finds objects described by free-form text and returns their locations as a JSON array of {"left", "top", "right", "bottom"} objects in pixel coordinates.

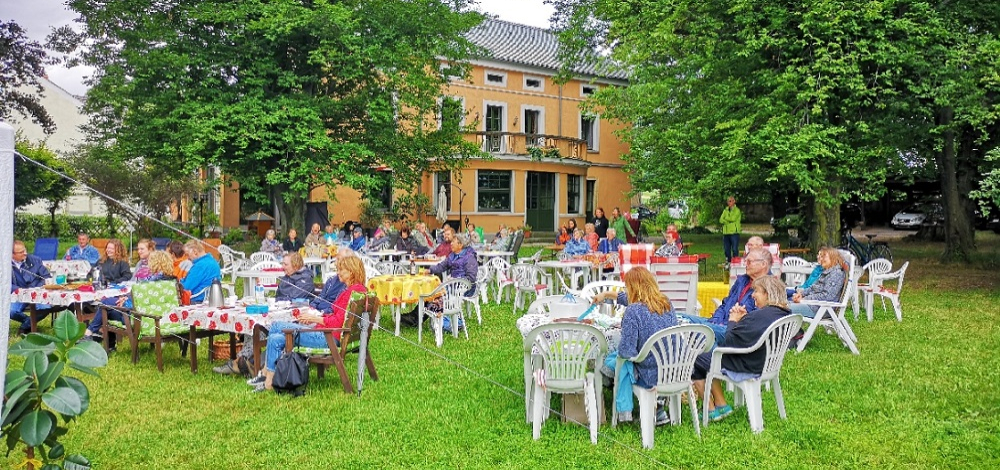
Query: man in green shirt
[{"left": 720, "top": 196, "right": 742, "bottom": 267}]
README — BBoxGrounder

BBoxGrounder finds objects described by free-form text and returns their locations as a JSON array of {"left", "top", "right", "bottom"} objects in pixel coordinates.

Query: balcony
[{"left": 465, "top": 131, "right": 589, "bottom": 162}]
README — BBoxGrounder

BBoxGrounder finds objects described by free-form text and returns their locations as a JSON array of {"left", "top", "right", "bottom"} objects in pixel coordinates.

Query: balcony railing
[{"left": 465, "top": 131, "right": 589, "bottom": 162}]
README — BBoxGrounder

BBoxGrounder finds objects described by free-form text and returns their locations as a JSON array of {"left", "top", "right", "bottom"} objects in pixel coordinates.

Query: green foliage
[
  {"left": 0, "top": 20, "right": 56, "bottom": 133},
  {"left": 2, "top": 312, "right": 107, "bottom": 470},
  {"left": 13, "top": 213, "right": 133, "bottom": 241},
  {"left": 13, "top": 138, "right": 73, "bottom": 212},
  {"left": 61, "top": 0, "right": 486, "bottom": 231},
  {"left": 526, "top": 146, "right": 563, "bottom": 161}
]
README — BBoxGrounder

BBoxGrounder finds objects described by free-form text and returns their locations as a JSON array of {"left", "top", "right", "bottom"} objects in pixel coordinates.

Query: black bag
[{"left": 272, "top": 334, "right": 309, "bottom": 396}]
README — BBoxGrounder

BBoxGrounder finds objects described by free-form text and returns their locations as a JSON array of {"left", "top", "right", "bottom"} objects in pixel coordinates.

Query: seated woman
[
  {"left": 563, "top": 229, "right": 590, "bottom": 256},
  {"left": 691, "top": 276, "right": 792, "bottom": 422},
  {"left": 595, "top": 267, "right": 678, "bottom": 424},
  {"left": 282, "top": 229, "right": 304, "bottom": 253},
  {"left": 167, "top": 240, "right": 191, "bottom": 280},
  {"left": 654, "top": 230, "right": 683, "bottom": 257},
  {"left": 349, "top": 226, "right": 367, "bottom": 252},
  {"left": 98, "top": 239, "right": 132, "bottom": 285},
  {"left": 323, "top": 224, "right": 339, "bottom": 245},
  {"left": 598, "top": 228, "right": 624, "bottom": 253},
  {"left": 465, "top": 223, "right": 482, "bottom": 246},
  {"left": 556, "top": 226, "right": 571, "bottom": 245},
  {"left": 81, "top": 250, "right": 175, "bottom": 347},
  {"left": 788, "top": 247, "right": 847, "bottom": 317},
  {"left": 395, "top": 226, "right": 427, "bottom": 256},
  {"left": 130, "top": 239, "right": 156, "bottom": 281},
  {"left": 584, "top": 223, "right": 599, "bottom": 252},
  {"left": 260, "top": 229, "right": 283, "bottom": 259},
  {"left": 490, "top": 226, "right": 510, "bottom": 251},
  {"left": 787, "top": 264, "right": 824, "bottom": 299},
  {"left": 253, "top": 256, "right": 367, "bottom": 391},
  {"left": 275, "top": 253, "right": 315, "bottom": 301},
  {"left": 421, "top": 233, "right": 477, "bottom": 331}
]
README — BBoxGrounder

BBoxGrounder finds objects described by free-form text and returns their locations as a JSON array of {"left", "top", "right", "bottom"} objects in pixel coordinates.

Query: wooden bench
[{"left": 779, "top": 247, "right": 811, "bottom": 257}]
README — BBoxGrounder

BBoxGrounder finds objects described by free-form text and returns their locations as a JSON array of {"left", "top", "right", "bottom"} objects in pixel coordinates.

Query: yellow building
[{"left": 225, "top": 19, "right": 633, "bottom": 234}]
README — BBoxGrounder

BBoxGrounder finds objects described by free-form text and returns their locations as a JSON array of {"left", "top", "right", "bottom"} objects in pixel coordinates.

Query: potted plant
[
  {"left": 2, "top": 312, "right": 109, "bottom": 470},
  {"left": 521, "top": 224, "right": 533, "bottom": 238}
]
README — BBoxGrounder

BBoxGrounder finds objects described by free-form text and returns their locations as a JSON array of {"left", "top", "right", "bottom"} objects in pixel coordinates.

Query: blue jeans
[
  {"left": 679, "top": 314, "right": 727, "bottom": 346},
  {"left": 10, "top": 302, "right": 53, "bottom": 332},
  {"left": 265, "top": 321, "right": 339, "bottom": 371},
  {"left": 88, "top": 298, "right": 126, "bottom": 334},
  {"left": 723, "top": 234, "right": 740, "bottom": 263},
  {"left": 789, "top": 302, "right": 817, "bottom": 318}
]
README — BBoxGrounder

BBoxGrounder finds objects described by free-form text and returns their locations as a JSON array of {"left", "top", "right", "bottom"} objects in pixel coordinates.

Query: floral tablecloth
[
  {"left": 163, "top": 304, "right": 321, "bottom": 334},
  {"left": 578, "top": 253, "right": 616, "bottom": 269},
  {"left": 366, "top": 274, "right": 441, "bottom": 305},
  {"left": 42, "top": 260, "right": 92, "bottom": 279},
  {"left": 12, "top": 285, "right": 131, "bottom": 306}
]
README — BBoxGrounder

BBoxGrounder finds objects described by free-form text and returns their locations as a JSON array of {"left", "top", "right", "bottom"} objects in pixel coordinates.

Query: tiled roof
[{"left": 466, "top": 18, "right": 628, "bottom": 81}]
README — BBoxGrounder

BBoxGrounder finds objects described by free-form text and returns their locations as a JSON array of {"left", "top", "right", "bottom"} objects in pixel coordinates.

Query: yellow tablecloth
[
  {"left": 697, "top": 282, "right": 732, "bottom": 318},
  {"left": 367, "top": 274, "right": 441, "bottom": 305}
]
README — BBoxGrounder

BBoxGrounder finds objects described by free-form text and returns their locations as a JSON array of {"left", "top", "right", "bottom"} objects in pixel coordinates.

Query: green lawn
[{"left": 6, "top": 232, "right": 1000, "bottom": 469}]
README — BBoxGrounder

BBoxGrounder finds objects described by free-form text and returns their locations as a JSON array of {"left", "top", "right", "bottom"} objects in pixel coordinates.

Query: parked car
[
  {"left": 891, "top": 203, "right": 943, "bottom": 230},
  {"left": 631, "top": 205, "right": 658, "bottom": 221}
]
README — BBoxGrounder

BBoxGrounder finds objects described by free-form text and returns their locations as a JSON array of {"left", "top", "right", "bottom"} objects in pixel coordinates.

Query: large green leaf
[
  {"left": 23, "top": 352, "right": 49, "bottom": 378},
  {"left": 19, "top": 410, "right": 53, "bottom": 447},
  {"left": 42, "top": 387, "right": 83, "bottom": 417},
  {"left": 37, "top": 362, "right": 65, "bottom": 392},
  {"left": 41, "top": 464, "right": 61, "bottom": 470},
  {"left": 67, "top": 341, "right": 109, "bottom": 369},
  {"left": 10, "top": 336, "right": 56, "bottom": 356},
  {"left": 64, "top": 454, "right": 92, "bottom": 470},
  {"left": 55, "top": 377, "right": 90, "bottom": 415},
  {"left": 5, "top": 423, "right": 20, "bottom": 452},
  {"left": 53, "top": 311, "right": 80, "bottom": 341},
  {"left": 1, "top": 394, "right": 35, "bottom": 428},
  {"left": 2, "top": 377, "right": 34, "bottom": 417},
  {"left": 5, "top": 370, "right": 30, "bottom": 392}
]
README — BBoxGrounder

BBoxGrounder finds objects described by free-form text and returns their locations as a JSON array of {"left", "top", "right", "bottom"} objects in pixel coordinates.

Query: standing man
[
  {"left": 65, "top": 232, "right": 101, "bottom": 266},
  {"left": 720, "top": 196, "right": 742, "bottom": 268}
]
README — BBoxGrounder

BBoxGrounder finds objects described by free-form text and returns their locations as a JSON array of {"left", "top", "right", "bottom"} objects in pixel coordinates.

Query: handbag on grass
[{"left": 272, "top": 333, "right": 309, "bottom": 397}]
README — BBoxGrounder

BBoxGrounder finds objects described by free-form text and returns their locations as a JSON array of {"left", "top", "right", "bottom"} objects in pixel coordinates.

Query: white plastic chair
[
  {"left": 781, "top": 256, "right": 814, "bottom": 288},
  {"left": 651, "top": 262, "right": 700, "bottom": 316},
  {"left": 523, "top": 323, "right": 608, "bottom": 444},
  {"left": 375, "top": 261, "right": 407, "bottom": 276},
  {"left": 579, "top": 280, "right": 626, "bottom": 317},
  {"left": 251, "top": 261, "right": 281, "bottom": 294},
  {"left": 867, "top": 261, "right": 909, "bottom": 322},
  {"left": 613, "top": 325, "right": 715, "bottom": 447},
  {"left": 486, "top": 257, "right": 514, "bottom": 303},
  {"left": 461, "top": 266, "right": 491, "bottom": 325},
  {"left": 518, "top": 249, "right": 544, "bottom": 264},
  {"left": 512, "top": 264, "right": 549, "bottom": 313},
  {"left": 797, "top": 250, "right": 860, "bottom": 354},
  {"left": 218, "top": 245, "right": 246, "bottom": 283},
  {"left": 856, "top": 258, "right": 893, "bottom": 321},
  {"left": 250, "top": 251, "right": 277, "bottom": 264},
  {"left": 703, "top": 314, "right": 803, "bottom": 434},
  {"left": 417, "top": 278, "right": 472, "bottom": 348}
]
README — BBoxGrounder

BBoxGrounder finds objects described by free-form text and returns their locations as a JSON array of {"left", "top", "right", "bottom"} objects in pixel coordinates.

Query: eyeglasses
[
  {"left": 13, "top": 250, "right": 27, "bottom": 255},
  {"left": 747, "top": 258, "right": 767, "bottom": 264}
]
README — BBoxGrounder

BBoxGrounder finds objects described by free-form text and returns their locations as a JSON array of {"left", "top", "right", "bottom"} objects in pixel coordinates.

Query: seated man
[
  {"left": 598, "top": 228, "right": 625, "bottom": 253},
  {"left": 431, "top": 226, "right": 455, "bottom": 258},
  {"left": 275, "top": 253, "right": 315, "bottom": 301},
  {"left": 680, "top": 248, "right": 774, "bottom": 342},
  {"left": 64, "top": 232, "right": 100, "bottom": 266},
  {"left": 181, "top": 240, "right": 222, "bottom": 303},
  {"left": 348, "top": 226, "right": 367, "bottom": 252},
  {"left": 11, "top": 240, "right": 63, "bottom": 335}
]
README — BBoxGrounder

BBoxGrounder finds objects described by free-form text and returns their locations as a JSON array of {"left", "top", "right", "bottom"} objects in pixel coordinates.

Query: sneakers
[
  {"left": 655, "top": 408, "right": 670, "bottom": 426},
  {"left": 247, "top": 373, "right": 265, "bottom": 386},
  {"left": 251, "top": 381, "right": 267, "bottom": 393},
  {"left": 709, "top": 404, "right": 733, "bottom": 422},
  {"left": 213, "top": 361, "right": 240, "bottom": 375}
]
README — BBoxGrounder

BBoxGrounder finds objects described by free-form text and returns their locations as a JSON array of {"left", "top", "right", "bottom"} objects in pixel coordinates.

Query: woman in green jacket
[{"left": 609, "top": 207, "right": 636, "bottom": 242}]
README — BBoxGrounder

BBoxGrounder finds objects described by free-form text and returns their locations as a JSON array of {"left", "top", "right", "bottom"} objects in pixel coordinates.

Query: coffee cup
[{"left": 55, "top": 275, "right": 67, "bottom": 285}]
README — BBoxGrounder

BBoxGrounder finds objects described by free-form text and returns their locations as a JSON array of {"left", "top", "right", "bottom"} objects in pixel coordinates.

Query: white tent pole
[{"left": 1, "top": 121, "right": 17, "bottom": 400}]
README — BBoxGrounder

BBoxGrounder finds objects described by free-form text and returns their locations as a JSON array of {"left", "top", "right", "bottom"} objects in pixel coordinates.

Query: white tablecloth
[{"left": 12, "top": 285, "right": 131, "bottom": 306}]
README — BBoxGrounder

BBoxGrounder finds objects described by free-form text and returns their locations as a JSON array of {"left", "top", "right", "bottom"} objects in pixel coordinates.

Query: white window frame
[
  {"left": 520, "top": 105, "right": 546, "bottom": 145},
  {"left": 523, "top": 75, "right": 544, "bottom": 92},
  {"left": 566, "top": 174, "right": 583, "bottom": 215},
  {"left": 476, "top": 169, "right": 514, "bottom": 213},
  {"left": 436, "top": 95, "right": 466, "bottom": 129},
  {"left": 581, "top": 83, "right": 599, "bottom": 97},
  {"left": 484, "top": 69, "right": 508, "bottom": 87},
  {"left": 579, "top": 113, "right": 600, "bottom": 153},
  {"left": 483, "top": 100, "right": 508, "bottom": 153}
]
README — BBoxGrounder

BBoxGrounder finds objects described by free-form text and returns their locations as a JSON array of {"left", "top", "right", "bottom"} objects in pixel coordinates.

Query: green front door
[{"left": 526, "top": 172, "right": 555, "bottom": 232}]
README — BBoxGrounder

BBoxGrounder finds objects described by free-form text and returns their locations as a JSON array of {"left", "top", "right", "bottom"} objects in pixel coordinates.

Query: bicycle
[{"left": 839, "top": 227, "right": 892, "bottom": 265}]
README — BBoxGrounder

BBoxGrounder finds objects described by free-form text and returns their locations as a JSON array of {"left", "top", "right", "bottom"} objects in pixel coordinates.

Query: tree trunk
[
  {"left": 936, "top": 108, "right": 975, "bottom": 262},
  {"left": 810, "top": 189, "right": 840, "bottom": 251},
  {"left": 271, "top": 183, "right": 307, "bottom": 235}
]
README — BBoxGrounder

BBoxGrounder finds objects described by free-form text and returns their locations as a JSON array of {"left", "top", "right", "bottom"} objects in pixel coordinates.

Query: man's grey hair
[
  {"left": 746, "top": 248, "right": 773, "bottom": 269},
  {"left": 453, "top": 233, "right": 470, "bottom": 247}
]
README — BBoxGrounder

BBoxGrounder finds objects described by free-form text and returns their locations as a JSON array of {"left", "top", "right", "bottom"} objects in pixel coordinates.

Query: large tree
[
  {"left": 62, "top": 0, "right": 483, "bottom": 230},
  {"left": 0, "top": 20, "right": 56, "bottom": 133},
  {"left": 551, "top": 0, "right": 1000, "bottom": 257}
]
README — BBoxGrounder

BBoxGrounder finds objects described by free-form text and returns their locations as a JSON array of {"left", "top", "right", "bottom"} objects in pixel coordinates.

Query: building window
[
  {"left": 581, "top": 84, "right": 598, "bottom": 96},
  {"left": 523, "top": 107, "right": 543, "bottom": 145},
  {"left": 439, "top": 96, "right": 464, "bottom": 132},
  {"left": 524, "top": 75, "right": 544, "bottom": 91},
  {"left": 484, "top": 103, "right": 505, "bottom": 152},
  {"left": 485, "top": 70, "right": 507, "bottom": 87},
  {"left": 435, "top": 171, "right": 451, "bottom": 212},
  {"left": 581, "top": 114, "right": 599, "bottom": 151},
  {"left": 477, "top": 170, "right": 512, "bottom": 212},
  {"left": 567, "top": 174, "right": 581, "bottom": 214}
]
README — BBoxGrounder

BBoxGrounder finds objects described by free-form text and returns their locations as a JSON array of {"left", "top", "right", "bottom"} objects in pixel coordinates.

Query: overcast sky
[{"left": 3, "top": 0, "right": 555, "bottom": 96}]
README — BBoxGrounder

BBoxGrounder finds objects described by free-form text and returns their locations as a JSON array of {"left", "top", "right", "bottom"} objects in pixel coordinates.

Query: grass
[{"left": 6, "top": 232, "right": 1000, "bottom": 469}]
